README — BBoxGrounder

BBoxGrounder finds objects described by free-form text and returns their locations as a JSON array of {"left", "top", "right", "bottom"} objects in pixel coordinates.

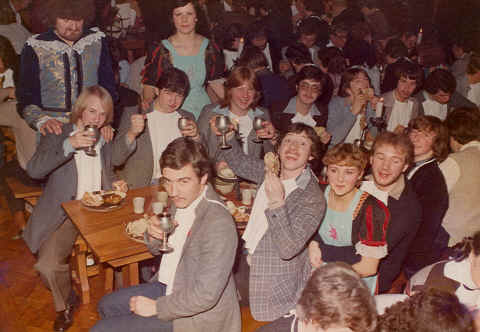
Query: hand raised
[
  {"left": 128, "top": 114, "right": 146, "bottom": 138},
  {"left": 256, "top": 120, "right": 276, "bottom": 140},
  {"left": 69, "top": 128, "right": 96, "bottom": 149},
  {"left": 180, "top": 119, "right": 199, "bottom": 138},
  {"left": 264, "top": 170, "right": 285, "bottom": 207}
]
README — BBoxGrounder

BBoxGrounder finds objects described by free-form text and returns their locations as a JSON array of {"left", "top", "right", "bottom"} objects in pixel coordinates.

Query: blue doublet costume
[{"left": 17, "top": 27, "right": 117, "bottom": 129}]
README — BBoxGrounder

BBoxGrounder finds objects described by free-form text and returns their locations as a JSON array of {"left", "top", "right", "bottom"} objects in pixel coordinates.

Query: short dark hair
[
  {"left": 156, "top": 68, "right": 190, "bottom": 96},
  {"left": 395, "top": 62, "right": 424, "bottom": 86},
  {"left": 237, "top": 46, "right": 268, "bottom": 70},
  {"left": 445, "top": 108, "right": 480, "bottom": 145},
  {"left": 295, "top": 65, "right": 328, "bottom": 88},
  {"left": 285, "top": 42, "right": 313, "bottom": 66},
  {"left": 343, "top": 38, "right": 376, "bottom": 68},
  {"left": 424, "top": 69, "right": 457, "bottom": 95},
  {"left": 385, "top": 38, "right": 408, "bottom": 59},
  {"left": 160, "top": 137, "right": 212, "bottom": 179},
  {"left": 276, "top": 123, "right": 322, "bottom": 161},
  {"left": 338, "top": 67, "right": 371, "bottom": 98},
  {"left": 377, "top": 289, "right": 474, "bottom": 332},
  {"left": 217, "top": 23, "right": 244, "bottom": 51},
  {"left": 245, "top": 21, "right": 268, "bottom": 44},
  {"left": 47, "top": 0, "right": 95, "bottom": 27},
  {"left": 297, "top": 17, "right": 319, "bottom": 37},
  {"left": 372, "top": 131, "right": 414, "bottom": 166},
  {"left": 453, "top": 230, "right": 480, "bottom": 262},
  {"left": 318, "top": 47, "right": 346, "bottom": 74},
  {"left": 329, "top": 23, "right": 349, "bottom": 37},
  {"left": 408, "top": 115, "right": 449, "bottom": 162}
]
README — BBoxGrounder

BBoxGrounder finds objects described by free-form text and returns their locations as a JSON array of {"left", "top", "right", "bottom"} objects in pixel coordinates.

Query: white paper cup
[
  {"left": 156, "top": 191, "right": 168, "bottom": 204},
  {"left": 133, "top": 197, "right": 145, "bottom": 214},
  {"left": 241, "top": 189, "right": 252, "bottom": 205},
  {"left": 152, "top": 201, "right": 164, "bottom": 215}
]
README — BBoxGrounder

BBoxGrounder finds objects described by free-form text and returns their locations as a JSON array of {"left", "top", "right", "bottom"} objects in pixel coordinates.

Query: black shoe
[
  {"left": 53, "top": 308, "right": 74, "bottom": 332},
  {"left": 53, "top": 293, "right": 78, "bottom": 332}
]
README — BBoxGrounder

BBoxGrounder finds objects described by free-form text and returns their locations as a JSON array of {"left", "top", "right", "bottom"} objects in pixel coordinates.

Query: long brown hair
[
  {"left": 408, "top": 115, "right": 450, "bottom": 162},
  {"left": 220, "top": 66, "right": 261, "bottom": 109}
]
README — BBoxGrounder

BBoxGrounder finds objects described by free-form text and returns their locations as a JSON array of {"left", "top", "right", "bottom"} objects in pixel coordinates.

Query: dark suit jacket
[
  {"left": 24, "top": 123, "right": 116, "bottom": 253},
  {"left": 415, "top": 90, "right": 478, "bottom": 116}
]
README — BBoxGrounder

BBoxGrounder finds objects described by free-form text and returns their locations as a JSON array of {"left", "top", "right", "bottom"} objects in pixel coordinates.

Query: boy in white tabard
[
  {"left": 381, "top": 62, "right": 422, "bottom": 134},
  {"left": 112, "top": 68, "right": 201, "bottom": 189},
  {"left": 415, "top": 68, "right": 477, "bottom": 121}
]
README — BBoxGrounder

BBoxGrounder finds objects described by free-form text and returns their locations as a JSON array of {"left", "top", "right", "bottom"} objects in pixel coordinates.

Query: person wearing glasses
[{"left": 271, "top": 65, "right": 331, "bottom": 174}]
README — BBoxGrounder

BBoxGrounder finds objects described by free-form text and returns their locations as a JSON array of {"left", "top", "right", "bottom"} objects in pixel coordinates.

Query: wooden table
[
  {"left": 62, "top": 186, "right": 158, "bottom": 290},
  {"left": 62, "top": 183, "right": 252, "bottom": 294}
]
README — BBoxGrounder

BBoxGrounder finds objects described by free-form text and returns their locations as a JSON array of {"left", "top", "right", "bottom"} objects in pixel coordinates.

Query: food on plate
[
  {"left": 81, "top": 192, "right": 103, "bottom": 207},
  {"left": 126, "top": 217, "right": 150, "bottom": 238},
  {"left": 264, "top": 152, "right": 280, "bottom": 176},
  {"left": 103, "top": 193, "right": 123, "bottom": 205},
  {"left": 81, "top": 190, "right": 126, "bottom": 207}
]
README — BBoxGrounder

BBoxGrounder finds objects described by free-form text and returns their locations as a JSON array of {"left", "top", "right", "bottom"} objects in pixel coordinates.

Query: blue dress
[
  {"left": 318, "top": 186, "right": 378, "bottom": 293},
  {"left": 162, "top": 39, "right": 211, "bottom": 119}
]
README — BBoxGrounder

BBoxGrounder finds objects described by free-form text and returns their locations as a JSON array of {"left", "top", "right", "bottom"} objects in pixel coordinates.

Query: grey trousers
[
  {"left": 91, "top": 282, "right": 173, "bottom": 332},
  {"left": 34, "top": 219, "right": 79, "bottom": 312}
]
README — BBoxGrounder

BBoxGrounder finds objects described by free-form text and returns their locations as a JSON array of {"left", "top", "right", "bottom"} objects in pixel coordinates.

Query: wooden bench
[
  {"left": 5, "top": 177, "right": 99, "bottom": 304},
  {"left": 5, "top": 177, "right": 42, "bottom": 200}
]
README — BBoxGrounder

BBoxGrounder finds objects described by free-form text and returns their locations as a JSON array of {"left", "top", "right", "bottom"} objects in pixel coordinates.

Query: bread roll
[{"left": 264, "top": 152, "right": 280, "bottom": 176}]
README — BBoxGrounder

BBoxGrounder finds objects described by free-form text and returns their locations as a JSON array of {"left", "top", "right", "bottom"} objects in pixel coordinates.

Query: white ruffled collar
[{"left": 26, "top": 28, "right": 105, "bottom": 55}]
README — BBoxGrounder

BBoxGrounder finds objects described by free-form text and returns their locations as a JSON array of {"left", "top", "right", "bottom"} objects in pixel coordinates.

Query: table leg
[
  {"left": 127, "top": 262, "right": 139, "bottom": 286},
  {"left": 103, "top": 264, "right": 114, "bottom": 294}
]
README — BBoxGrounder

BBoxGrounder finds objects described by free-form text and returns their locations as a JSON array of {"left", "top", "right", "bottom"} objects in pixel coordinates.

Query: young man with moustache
[
  {"left": 92, "top": 138, "right": 241, "bottom": 332},
  {"left": 360, "top": 132, "right": 422, "bottom": 292},
  {"left": 381, "top": 63, "right": 423, "bottom": 134},
  {"left": 218, "top": 122, "right": 326, "bottom": 321}
]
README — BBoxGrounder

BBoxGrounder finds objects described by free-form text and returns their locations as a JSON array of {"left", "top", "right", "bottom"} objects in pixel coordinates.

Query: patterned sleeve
[
  {"left": 205, "top": 40, "right": 226, "bottom": 81},
  {"left": 141, "top": 42, "right": 171, "bottom": 86},
  {"left": 352, "top": 193, "right": 390, "bottom": 259}
]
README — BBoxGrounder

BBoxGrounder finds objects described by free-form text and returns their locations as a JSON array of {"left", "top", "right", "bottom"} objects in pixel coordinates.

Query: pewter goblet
[
  {"left": 178, "top": 117, "right": 189, "bottom": 131},
  {"left": 215, "top": 115, "right": 232, "bottom": 150},
  {"left": 252, "top": 116, "right": 264, "bottom": 143},
  {"left": 84, "top": 125, "right": 99, "bottom": 157},
  {"left": 157, "top": 212, "right": 175, "bottom": 252}
]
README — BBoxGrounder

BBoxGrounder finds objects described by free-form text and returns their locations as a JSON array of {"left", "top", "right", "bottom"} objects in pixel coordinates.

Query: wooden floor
[{"left": 0, "top": 194, "right": 266, "bottom": 332}]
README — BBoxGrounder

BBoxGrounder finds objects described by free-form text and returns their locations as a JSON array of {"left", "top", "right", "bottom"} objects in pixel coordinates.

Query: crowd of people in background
[{"left": 1, "top": 0, "right": 480, "bottom": 331}]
